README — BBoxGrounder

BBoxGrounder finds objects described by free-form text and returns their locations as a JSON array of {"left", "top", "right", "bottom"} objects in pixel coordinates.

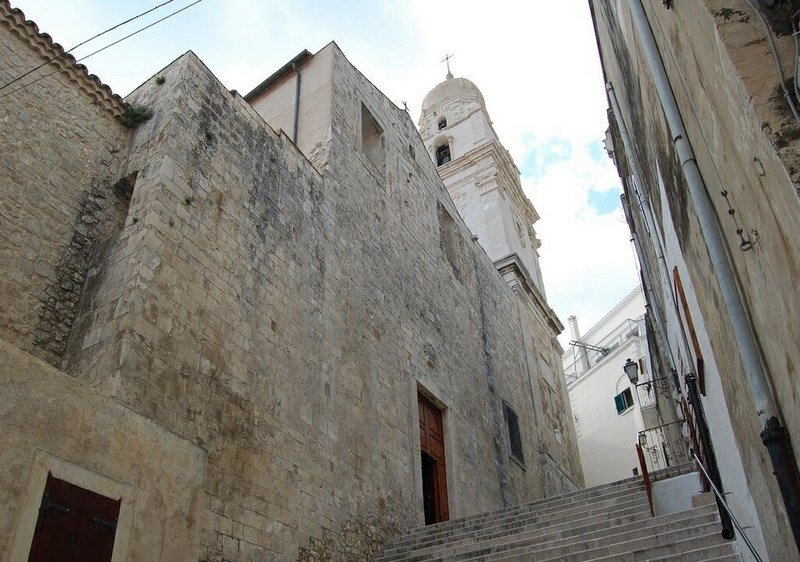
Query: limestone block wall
[
  {"left": 0, "top": 3, "right": 130, "bottom": 365},
  {"left": 592, "top": 1, "right": 800, "bottom": 559},
  {"left": 0, "top": 340, "right": 206, "bottom": 562},
  {"left": 0, "top": 3, "right": 581, "bottom": 558},
  {"left": 327, "top": 43, "right": 549, "bottom": 507},
  {"left": 52, "top": 46, "right": 556, "bottom": 560}
]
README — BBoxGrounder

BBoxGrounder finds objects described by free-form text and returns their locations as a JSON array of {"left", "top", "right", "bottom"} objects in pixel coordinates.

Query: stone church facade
[
  {"left": 417, "top": 74, "right": 581, "bottom": 494},
  {"left": 0, "top": 3, "right": 581, "bottom": 561}
]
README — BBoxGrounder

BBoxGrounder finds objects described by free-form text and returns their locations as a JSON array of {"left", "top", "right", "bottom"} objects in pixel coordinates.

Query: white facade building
[{"left": 562, "top": 287, "right": 653, "bottom": 487}]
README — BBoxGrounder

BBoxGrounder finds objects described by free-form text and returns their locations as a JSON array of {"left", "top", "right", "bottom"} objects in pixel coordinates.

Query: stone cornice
[
  {"left": 494, "top": 253, "right": 564, "bottom": 335},
  {"left": 2, "top": 1, "right": 126, "bottom": 117}
]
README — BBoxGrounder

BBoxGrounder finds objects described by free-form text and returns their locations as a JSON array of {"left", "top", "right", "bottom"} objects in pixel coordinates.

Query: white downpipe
[
  {"left": 626, "top": 0, "right": 778, "bottom": 428},
  {"left": 606, "top": 85, "right": 677, "bottom": 375}
]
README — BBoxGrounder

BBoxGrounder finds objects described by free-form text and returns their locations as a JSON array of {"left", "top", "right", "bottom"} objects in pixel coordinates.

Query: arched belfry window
[
  {"left": 438, "top": 116, "right": 447, "bottom": 130},
  {"left": 436, "top": 144, "right": 451, "bottom": 166}
]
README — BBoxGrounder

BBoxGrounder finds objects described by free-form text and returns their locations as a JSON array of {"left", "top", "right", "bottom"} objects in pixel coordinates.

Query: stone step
[
  {"left": 464, "top": 507, "right": 721, "bottom": 562},
  {"left": 462, "top": 516, "right": 727, "bottom": 562},
  {"left": 692, "top": 492, "right": 716, "bottom": 508},
  {"left": 386, "top": 505, "right": 719, "bottom": 562},
  {"left": 380, "top": 495, "right": 650, "bottom": 560},
  {"left": 648, "top": 462, "right": 697, "bottom": 482},
  {"left": 385, "top": 482, "right": 645, "bottom": 552},
  {"left": 568, "top": 533, "right": 736, "bottom": 562},
  {"left": 644, "top": 551, "right": 741, "bottom": 562},
  {"left": 375, "top": 474, "right": 732, "bottom": 562},
  {"left": 389, "top": 488, "right": 648, "bottom": 551},
  {"left": 399, "top": 477, "right": 644, "bottom": 542}
]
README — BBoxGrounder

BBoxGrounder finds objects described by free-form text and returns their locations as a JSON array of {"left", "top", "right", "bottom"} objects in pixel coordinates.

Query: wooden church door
[
  {"left": 27, "top": 473, "right": 120, "bottom": 562},
  {"left": 418, "top": 392, "right": 449, "bottom": 524}
]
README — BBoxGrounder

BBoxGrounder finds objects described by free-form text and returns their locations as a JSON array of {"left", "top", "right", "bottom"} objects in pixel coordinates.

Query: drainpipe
[
  {"left": 609, "top": 93, "right": 678, "bottom": 381},
  {"left": 627, "top": 0, "right": 800, "bottom": 551},
  {"left": 291, "top": 62, "right": 302, "bottom": 144}
]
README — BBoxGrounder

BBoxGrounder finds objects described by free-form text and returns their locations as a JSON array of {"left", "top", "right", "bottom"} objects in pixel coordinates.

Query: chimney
[{"left": 567, "top": 315, "right": 581, "bottom": 341}]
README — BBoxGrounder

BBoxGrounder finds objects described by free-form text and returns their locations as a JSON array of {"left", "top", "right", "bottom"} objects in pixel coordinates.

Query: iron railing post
[
  {"left": 635, "top": 443, "right": 655, "bottom": 517},
  {"left": 685, "top": 373, "right": 734, "bottom": 539}
]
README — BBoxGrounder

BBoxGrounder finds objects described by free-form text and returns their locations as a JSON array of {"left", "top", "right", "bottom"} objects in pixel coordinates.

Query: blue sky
[{"left": 10, "top": 0, "right": 639, "bottom": 342}]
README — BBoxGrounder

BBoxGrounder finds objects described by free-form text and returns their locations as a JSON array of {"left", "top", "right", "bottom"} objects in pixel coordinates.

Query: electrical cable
[
  {"left": 742, "top": 0, "right": 800, "bottom": 124},
  {"left": 0, "top": 0, "right": 175, "bottom": 92},
  {"left": 0, "top": 0, "right": 203, "bottom": 100},
  {"left": 792, "top": 10, "right": 800, "bottom": 110}
]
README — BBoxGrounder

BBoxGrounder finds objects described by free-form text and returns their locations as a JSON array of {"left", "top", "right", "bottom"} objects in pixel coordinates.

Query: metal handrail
[{"left": 693, "top": 453, "right": 764, "bottom": 562}]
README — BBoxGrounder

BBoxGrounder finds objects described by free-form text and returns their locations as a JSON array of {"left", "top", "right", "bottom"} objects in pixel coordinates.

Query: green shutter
[{"left": 615, "top": 392, "right": 626, "bottom": 414}]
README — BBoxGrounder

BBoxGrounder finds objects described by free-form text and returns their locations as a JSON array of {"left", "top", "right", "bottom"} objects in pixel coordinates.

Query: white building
[{"left": 562, "top": 287, "right": 654, "bottom": 487}]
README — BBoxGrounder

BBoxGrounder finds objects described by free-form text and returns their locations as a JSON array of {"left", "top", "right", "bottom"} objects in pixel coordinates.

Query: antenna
[{"left": 569, "top": 340, "right": 610, "bottom": 356}]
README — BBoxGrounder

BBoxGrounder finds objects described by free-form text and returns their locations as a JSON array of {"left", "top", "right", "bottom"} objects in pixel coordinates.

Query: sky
[{"left": 11, "top": 0, "right": 640, "bottom": 345}]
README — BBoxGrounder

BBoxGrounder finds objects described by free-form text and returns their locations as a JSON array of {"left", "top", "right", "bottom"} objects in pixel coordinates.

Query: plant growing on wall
[{"left": 120, "top": 104, "right": 153, "bottom": 128}]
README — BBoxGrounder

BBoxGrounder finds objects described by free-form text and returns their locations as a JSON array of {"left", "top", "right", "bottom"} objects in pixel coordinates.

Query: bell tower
[
  {"left": 419, "top": 73, "right": 546, "bottom": 296},
  {"left": 420, "top": 73, "right": 580, "bottom": 495}
]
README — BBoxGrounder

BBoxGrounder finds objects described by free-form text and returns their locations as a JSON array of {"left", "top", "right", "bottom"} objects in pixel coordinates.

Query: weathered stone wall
[
  {"left": 0, "top": 3, "right": 129, "bottom": 366},
  {"left": 417, "top": 66, "right": 583, "bottom": 494},
  {"left": 47, "top": 45, "right": 557, "bottom": 560},
  {"left": 0, "top": 2, "right": 582, "bottom": 558},
  {"left": 0, "top": 339, "right": 206, "bottom": 562},
  {"left": 592, "top": 1, "right": 800, "bottom": 559}
]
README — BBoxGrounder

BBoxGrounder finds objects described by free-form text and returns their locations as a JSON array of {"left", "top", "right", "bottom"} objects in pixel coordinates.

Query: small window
[
  {"left": 614, "top": 388, "right": 634, "bottom": 414},
  {"left": 436, "top": 144, "right": 451, "bottom": 166},
  {"left": 437, "top": 203, "right": 460, "bottom": 278},
  {"left": 438, "top": 117, "right": 447, "bottom": 130},
  {"left": 361, "top": 103, "right": 384, "bottom": 172},
  {"left": 504, "top": 402, "right": 524, "bottom": 464}
]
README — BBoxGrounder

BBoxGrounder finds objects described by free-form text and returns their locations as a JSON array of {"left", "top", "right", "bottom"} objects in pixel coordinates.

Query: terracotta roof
[{"left": 1, "top": 1, "right": 127, "bottom": 117}]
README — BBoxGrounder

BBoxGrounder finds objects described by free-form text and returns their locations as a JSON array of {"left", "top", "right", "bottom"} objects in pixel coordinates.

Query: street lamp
[{"left": 623, "top": 358, "right": 639, "bottom": 384}]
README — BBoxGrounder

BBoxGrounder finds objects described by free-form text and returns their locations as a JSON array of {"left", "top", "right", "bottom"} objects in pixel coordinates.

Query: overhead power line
[
  {"left": 0, "top": 0, "right": 175, "bottom": 92},
  {"left": 0, "top": 0, "right": 203, "bottom": 100},
  {"left": 72, "top": 0, "right": 203, "bottom": 64}
]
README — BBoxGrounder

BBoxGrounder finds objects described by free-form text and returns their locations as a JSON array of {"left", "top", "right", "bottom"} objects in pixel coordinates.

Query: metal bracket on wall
[{"left": 38, "top": 493, "right": 69, "bottom": 515}]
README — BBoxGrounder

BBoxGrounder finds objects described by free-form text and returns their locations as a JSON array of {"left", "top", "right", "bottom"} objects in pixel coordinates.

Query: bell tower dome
[{"left": 419, "top": 74, "right": 546, "bottom": 296}]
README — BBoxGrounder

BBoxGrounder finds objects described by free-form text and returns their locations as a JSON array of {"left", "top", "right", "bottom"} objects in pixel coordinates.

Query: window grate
[{"left": 504, "top": 402, "right": 524, "bottom": 464}]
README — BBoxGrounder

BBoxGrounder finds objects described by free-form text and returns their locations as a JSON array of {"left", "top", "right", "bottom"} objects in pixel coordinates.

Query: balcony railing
[
  {"left": 634, "top": 376, "right": 671, "bottom": 410},
  {"left": 637, "top": 420, "right": 692, "bottom": 480}
]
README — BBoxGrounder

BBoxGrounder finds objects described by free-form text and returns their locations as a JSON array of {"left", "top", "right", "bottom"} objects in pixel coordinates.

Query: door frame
[
  {"left": 8, "top": 451, "right": 133, "bottom": 562},
  {"left": 413, "top": 380, "right": 455, "bottom": 524}
]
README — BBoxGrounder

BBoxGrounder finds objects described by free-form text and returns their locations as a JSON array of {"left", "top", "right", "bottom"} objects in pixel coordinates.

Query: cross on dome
[{"left": 441, "top": 53, "right": 454, "bottom": 80}]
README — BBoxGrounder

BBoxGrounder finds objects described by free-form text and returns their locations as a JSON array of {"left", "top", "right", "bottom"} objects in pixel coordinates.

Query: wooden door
[
  {"left": 418, "top": 392, "right": 449, "bottom": 523},
  {"left": 27, "top": 474, "right": 120, "bottom": 562}
]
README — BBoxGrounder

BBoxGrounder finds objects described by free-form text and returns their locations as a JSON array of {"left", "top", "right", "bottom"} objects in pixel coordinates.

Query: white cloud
[{"left": 528, "top": 140, "right": 639, "bottom": 344}]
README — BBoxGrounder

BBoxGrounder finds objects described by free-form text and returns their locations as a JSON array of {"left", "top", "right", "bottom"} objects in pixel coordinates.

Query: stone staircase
[{"left": 377, "top": 476, "right": 740, "bottom": 562}]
